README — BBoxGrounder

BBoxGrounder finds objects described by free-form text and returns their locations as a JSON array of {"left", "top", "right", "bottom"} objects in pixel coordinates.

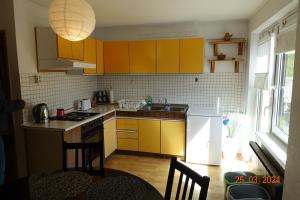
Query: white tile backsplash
[
  {"left": 98, "top": 73, "right": 245, "bottom": 113},
  {"left": 20, "top": 72, "right": 98, "bottom": 122},
  {"left": 20, "top": 72, "right": 245, "bottom": 122}
]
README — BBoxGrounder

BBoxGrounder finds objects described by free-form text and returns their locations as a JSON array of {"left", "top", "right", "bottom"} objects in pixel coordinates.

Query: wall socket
[{"left": 34, "top": 75, "right": 41, "bottom": 83}]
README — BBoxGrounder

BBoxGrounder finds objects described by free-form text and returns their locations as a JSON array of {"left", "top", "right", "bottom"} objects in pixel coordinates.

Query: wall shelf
[
  {"left": 208, "top": 60, "right": 243, "bottom": 73},
  {"left": 208, "top": 38, "right": 246, "bottom": 56},
  {"left": 208, "top": 38, "right": 246, "bottom": 73}
]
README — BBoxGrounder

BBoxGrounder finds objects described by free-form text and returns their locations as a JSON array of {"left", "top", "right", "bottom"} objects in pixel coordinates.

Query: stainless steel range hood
[{"left": 35, "top": 27, "right": 96, "bottom": 72}]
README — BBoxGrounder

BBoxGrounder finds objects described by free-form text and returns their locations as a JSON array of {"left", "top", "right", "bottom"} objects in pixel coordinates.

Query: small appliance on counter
[
  {"left": 78, "top": 99, "right": 91, "bottom": 111},
  {"left": 56, "top": 108, "right": 65, "bottom": 119},
  {"left": 32, "top": 103, "right": 49, "bottom": 123},
  {"left": 96, "top": 90, "right": 110, "bottom": 104}
]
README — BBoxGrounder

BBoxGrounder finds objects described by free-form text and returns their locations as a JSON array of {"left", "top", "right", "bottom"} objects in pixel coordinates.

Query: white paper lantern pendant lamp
[{"left": 48, "top": 0, "right": 96, "bottom": 41}]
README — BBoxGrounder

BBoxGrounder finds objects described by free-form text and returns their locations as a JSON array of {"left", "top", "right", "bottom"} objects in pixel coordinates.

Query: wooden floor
[{"left": 104, "top": 153, "right": 257, "bottom": 200}]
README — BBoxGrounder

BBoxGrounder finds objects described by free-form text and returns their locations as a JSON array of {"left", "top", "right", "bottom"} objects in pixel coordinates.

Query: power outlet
[{"left": 34, "top": 75, "right": 41, "bottom": 83}]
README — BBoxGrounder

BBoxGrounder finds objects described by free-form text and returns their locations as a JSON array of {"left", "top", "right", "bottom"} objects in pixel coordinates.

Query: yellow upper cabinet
[
  {"left": 104, "top": 41, "right": 130, "bottom": 74},
  {"left": 71, "top": 40, "right": 84, "bottom": 60},
  {"left": 161, "top": 120, "right": 185, "bottom": 156},
  {"left": 129, "top": 40, "right": 157, "bottom": 74},
  {"left": 157, "top": 39, "right": 180, "bottom": 73},
  {"left": 83, "top": 38, "right": 97, "bottom": 64},
  {"left": 83, "top": 38, "right": 97, "bottom": 74},
  {"left": 96, "top": 40, "right": 104, "bottom": 74},
  {"left": 180, "top": 38, "right": 204, "bottom": 73},
  {"left": 57, "top": 36, "right": 73, "bottom": 59},
  {"left": 57, "top": 36, "right": 84, "bottom": 61},
  {"left": 138, "top": 119, "right": 161, "bottom": 153}
]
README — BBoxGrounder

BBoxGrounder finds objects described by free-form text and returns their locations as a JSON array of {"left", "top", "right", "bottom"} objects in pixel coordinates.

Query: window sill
[{"left": 255, "top": 132, "right": 287, "bottom": 169}]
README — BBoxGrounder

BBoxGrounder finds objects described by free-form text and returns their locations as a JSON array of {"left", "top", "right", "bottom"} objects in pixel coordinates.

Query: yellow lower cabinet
[
  {"left": 161, "top": 120, "right": 185, "bottom": 156},
  {"left": 117, "top": 138, "right": 138, "bottom": 151},
  {"left": 116, "top": 118, "right": 138, "bottom": 131},
  {"left": 138, "top": 119, "right": 161, "bottom": 153},
  {"left": 104, "top": 118, "right": 116, "bottom": 158}
]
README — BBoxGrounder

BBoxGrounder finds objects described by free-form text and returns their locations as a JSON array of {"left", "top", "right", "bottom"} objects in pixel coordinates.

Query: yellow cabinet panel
[
  {"left": 129, "top": 40, "right": 157, "bottom": 74},
  {"left": 161, "top": 120, "right": 185, "bottom": 156},
  {"left": 104, "top": 118, "right": 117, "bottom": 158},
  {"left": 71, "top": 40, "right": 84, "bottom": 60},
  {"left": 180, "top": 38, "right": 204, "bottom": 73},
  {"left": 139, "top": 119, "right": 160, "bottom": 153},
  {"left": 116, "top": 118, "right": 138, "bottom": 131},
  {"left": 83, "top": 38, "right": 97, "bottom": 74},
  {"left": 84, "top": 38, "right": 97, "bottom": 63},
  {"left": 117, "top": 138, "right": 138, "bottom": 151},
  {"left": 117, "top": 131, "right": 138, "bottom": 139},
  {"left": 96, "top": 40, "right": 104, "bottom": 74},
  {"left": 104, "top": 41, "right": 130, "bottom": 73},
  {"left": 157, "top": 39, "right": 180, "bottom": 73},
  {"left": 57, "top": 36, "right": 72, "bottom": 59}
]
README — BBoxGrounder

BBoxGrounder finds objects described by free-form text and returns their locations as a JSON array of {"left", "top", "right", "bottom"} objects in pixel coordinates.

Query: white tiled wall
[
  {"left": 20, "top": 73, "right": 98, "bottom": 122},
  {"left": 20, "top": 72, "right": 245, "bottom": 122},
  {"left": 98, "top": 73, "right": 245, "bottom": 112}
]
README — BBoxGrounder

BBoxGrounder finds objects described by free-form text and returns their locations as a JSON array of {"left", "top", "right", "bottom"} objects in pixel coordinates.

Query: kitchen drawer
[
  {"left": 117, "top": 131, "right": 138, "bottom": 139},
  {"left": 117, "top": 138, "right": 138, "bottom": 151},
  {"left": 116, "top": 118, "right": 138, "bottom": 131}
]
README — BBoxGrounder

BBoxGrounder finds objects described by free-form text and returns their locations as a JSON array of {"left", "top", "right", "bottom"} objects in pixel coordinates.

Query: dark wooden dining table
[{"left": 0, "top": 168, "right": 164, "bottom": 200}]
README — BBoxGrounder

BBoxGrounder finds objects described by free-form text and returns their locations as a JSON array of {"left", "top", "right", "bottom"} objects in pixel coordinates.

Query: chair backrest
[
  {"left": 165, "top": 157, "right": 210, "bottom": 200},
  {"left": 62, "top": 141, "right": 104, "bottom": 176}
]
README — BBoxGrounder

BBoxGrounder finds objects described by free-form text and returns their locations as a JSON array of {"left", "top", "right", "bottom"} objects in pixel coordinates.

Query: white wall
[
  {"left": 249, "top": 0, "right": 298, "bottom": 32},
  {"left": 93, "top": 20, "right": 248, "bottom": 73},
  {"left": 283, "top": 3, "right": 300, "bottom": 199},
  {"left": 14, "top": 0, "right": 48, "bottom": 74}
]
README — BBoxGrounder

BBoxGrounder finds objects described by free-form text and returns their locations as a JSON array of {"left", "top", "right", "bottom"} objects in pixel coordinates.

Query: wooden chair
[
  {"left": 62, "top": 141, "right": 104, "bottom": 176},
  {"left": 165, "top": 157, "right": 210, "bottom": 200}
]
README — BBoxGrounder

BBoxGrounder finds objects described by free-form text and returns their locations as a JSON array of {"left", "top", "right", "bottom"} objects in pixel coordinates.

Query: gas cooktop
[{"left": 50, "top": 112, "right": 99, "bottom": 121}]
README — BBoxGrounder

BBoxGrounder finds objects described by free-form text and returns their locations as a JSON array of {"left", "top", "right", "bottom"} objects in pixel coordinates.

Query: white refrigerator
[{"left": 186, "top": 106, "right": 222, "bottom": 165}]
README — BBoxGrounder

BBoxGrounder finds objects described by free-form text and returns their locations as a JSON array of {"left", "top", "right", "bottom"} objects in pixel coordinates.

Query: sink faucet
[
  {"left": 160, "top": 97, "right": 170, "bottom": 111},
  {"left": 159, "top": 97, "right": 168, "bottom": 105}
]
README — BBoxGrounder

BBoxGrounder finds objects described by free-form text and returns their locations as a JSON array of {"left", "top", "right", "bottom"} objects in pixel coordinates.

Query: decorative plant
[{"left": 145, "top": 96, "right": 153, "bottom": 106}]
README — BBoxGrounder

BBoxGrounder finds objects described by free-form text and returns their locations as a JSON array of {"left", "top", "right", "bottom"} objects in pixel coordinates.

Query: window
[
  {"left": 256, "top": 27, "right": 296, "bottom": 144},
  {"left": 272, "top": 51, "right": 295, "bottom": 142},
  {"left": 256, "top": 35, "right": 276, "bottom": 133}
]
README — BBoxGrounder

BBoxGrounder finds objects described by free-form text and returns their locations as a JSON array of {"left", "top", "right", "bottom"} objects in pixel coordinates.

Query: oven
[{"left": 81, "top": 117, "right": 104, "bottom": 167}]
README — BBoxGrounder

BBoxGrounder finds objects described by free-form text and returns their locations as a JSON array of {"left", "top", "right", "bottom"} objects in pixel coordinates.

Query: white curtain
[
  {"left": 256, "top": 39, "right": 271, "bottom": 73},
  {"left": 275, "top": 28, "right": 297, "bottom": 53}
]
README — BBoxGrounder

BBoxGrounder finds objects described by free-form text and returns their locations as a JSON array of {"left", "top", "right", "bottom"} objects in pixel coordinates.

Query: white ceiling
[{"left": 30, "top": 0, "right": 268, "bottom": 27}]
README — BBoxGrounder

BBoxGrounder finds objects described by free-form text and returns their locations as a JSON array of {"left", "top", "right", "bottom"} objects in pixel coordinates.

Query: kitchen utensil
[
  {"left": 56, "top": 108, "right": 65, "bottom": 119},
  {"left": 78, "top": 99, "right": 91, "bottom": 111},
  {"left": 32, "top": 103, "right": 49, "bottom": 123}
]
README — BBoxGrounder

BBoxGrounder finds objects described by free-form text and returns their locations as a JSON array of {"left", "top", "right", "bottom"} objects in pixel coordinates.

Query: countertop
[
  {"left": 22, "top": 105, "right": 117, "bottom": 132},
  {"left": 22, "top": 104, "right": 190, "bottom": 132}
]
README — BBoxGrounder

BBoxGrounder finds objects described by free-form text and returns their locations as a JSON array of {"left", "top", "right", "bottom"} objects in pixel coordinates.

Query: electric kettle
[{"left": 32, "top": 103, "right": 49, "bottom": 123}]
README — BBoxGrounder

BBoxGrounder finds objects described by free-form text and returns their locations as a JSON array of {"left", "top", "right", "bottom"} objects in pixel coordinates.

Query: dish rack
[{"left": 118, "top": 99, "right": 146, "bottom": 110}]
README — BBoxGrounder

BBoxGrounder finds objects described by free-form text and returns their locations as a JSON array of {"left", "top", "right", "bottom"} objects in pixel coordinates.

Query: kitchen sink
[
  {"left": 141, "top": 104, "right": 187, "bottom": 112},
  {"left": 168, "top": 107, "right": 186, "bottom": 112}
]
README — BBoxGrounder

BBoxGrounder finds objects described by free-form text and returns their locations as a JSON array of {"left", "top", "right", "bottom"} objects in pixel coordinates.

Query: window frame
[
  {"left": 255, "top": 35, "right": 275, "bottom": 134},
  {"left": 271, "top": 51, "right": 294, "bottom": 144}
]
